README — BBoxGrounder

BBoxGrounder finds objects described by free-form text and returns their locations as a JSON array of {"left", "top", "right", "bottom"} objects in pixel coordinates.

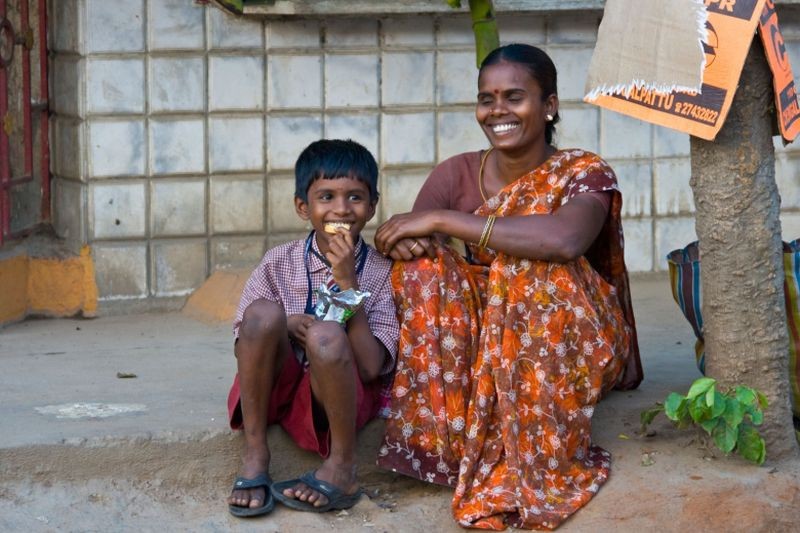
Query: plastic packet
[{"left": 314, "top": 284, "right": 370, "bottom": 324}]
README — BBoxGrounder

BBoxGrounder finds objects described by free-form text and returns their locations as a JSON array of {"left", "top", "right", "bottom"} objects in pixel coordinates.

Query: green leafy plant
[{"left": 640, "top": 377, "right": 768, "bottom": 465}]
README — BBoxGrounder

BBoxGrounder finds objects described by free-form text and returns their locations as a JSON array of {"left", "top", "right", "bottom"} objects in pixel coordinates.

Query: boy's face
[{"left": 295, "top": 175, "right": 376, "bottom": 251}]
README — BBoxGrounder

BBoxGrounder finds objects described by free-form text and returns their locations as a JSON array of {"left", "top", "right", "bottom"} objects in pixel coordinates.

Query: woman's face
[{"left": 476, "top": 61, "right": 558, "bottom": 155}]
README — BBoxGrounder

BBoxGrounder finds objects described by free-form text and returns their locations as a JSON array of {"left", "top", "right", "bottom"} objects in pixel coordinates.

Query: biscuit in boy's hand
[{"left": 324, "top": 222, "right": 351, "bottom": 234}]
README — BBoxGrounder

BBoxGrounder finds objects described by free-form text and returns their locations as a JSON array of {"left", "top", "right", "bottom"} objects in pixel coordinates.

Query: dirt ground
[{"left": 1, "top": 276, "right": 799, "bottom": 532}]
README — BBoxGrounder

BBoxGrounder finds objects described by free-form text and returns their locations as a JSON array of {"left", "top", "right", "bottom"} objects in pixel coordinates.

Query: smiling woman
[{"left": 374, "top": 44, "right": 643, "bottom": 530}]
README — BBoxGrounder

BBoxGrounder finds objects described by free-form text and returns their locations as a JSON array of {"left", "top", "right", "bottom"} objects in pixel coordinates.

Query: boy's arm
[{"left": 326, "top": 231, "right": 388, "bottom": 382}]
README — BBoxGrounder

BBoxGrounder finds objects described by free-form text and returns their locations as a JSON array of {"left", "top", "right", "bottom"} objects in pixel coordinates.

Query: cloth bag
[{"left": 667, "top": 240, "right": 800, "bottom": 440}]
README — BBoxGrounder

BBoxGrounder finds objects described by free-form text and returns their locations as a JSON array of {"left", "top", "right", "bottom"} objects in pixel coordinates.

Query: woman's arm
[{"left": 375, "top": 192, "right": 610, "bottom": 262}]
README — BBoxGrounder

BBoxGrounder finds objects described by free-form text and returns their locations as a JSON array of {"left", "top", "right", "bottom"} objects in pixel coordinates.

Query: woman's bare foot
[
  {"left": 281, "top": 458, "right": 358, "bottom": 507},
  {"left": 228, "top": 444, "right": 270, "bottom": 510}
]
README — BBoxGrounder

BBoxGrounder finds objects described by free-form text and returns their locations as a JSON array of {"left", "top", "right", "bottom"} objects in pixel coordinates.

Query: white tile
[
  {"left": 549, "top": 13, "right": 600, "bottom": 44},
  {"left": 496, "top": 14, "right": 546, "bottom": 46},
  {"left": 325, "top": 54, "right": 379, "bottom": 108},
  {"left": 150, "top": 119, "right": 205, "bottom": 175},
  {"left": 267, "top": 115, "right": 323, "bottom": 170},
  {"left": 382, "top": 52, "right": 434, "bottom": 105},
  {"left": 654, "top": 158, "right": 694, "bottom": 215},
  {"left": 601, "top": 110, "right": 652, "bottom": 159},
  {"left": 87, "top": 59, "right": 145, "bottom": 114},
  {"left": 52, "top": 178, "right": 86, "bottom": 243},
  {"left": 209, "top": 117, "right": 264, "bottom": 172},
  {"left": 151, "top": 180, "right": 206, "bottom": 237},
  {"left": 211, "top": 177, "right": 264, "bottom": 233},
  {"left": 150, "top": 56, "right": 205, "bottom": 113},
  {"left": 209, "top": 6, "right": 263, "bottom": 49},
  {"left": 212, "top": 237, "right": 267, "bottom": 270},
  {"left": 90, "top": 181, "right": 146, "bottom": 239},
  {"left": 267, "top": 20, "right": 320, "bottom": 49},
  {"left": 86, "top": 0, "right": 144, "bottom": 53},
  {"left": 781, "top": 212, "right": 800, "bottom": 241},
  {"left": 88, "top": 120, "right": 146, "bottom": 177},
  {"left": 149, "top": 0, "right": 205, "bottom": 50},
  {"left": 621, "top": 218, "right": 653, "bottom": 272},
  {"left": 152, "top": 241, "right": 208, "bottom": 296},
  {"left": 612, "top": 160, "right": 652, "bottom": 217},
  {"left": 268, "top": 231, "right": 309, "bottom": 250},
  {"left": 437, "top": 15, "right": 475, "bottom": 46},
  {"left": 383, "top": 17, "right": 435, "bottom": 47},
  {"left": 654, "top": 125, "right": 691, "bottom": 157},
  {"left": 655, "top": 217, "right": 697, "bottom": 271},
  {"left": 325, "top": 19, "right": 378, "bottom": 47},
  {"left": 776, "top": 155, "right": 800, "bottom": 210},
  {"left": 268, "top": 176, "right": 304, "bottom": 232},
  {"left": 52, "top": 118, "right": 84, "bottom": 180},
  {"left": 52, "top": 0, "right": 82, "bottom": 53},
  {"left": 324, "top": 114, "right": 379, "bottom": 161},
  {"left": 548, "top": 46, "right": 594, "bottom": 102},
  {"left": 437, "top": 51, "right": 478, "bottom": 105},
  {"left": 382, "top": 172, "right": 429, "bottom": 219},
  {"left": 209, "top": 55, "right": 264, "bottom": 111},
  {"left": 267, "top": 54, "right": 322, "bottom": 109},
  {"left": 557, "top": 105, "right": 599, "bottom": 152},
  {"left": 437, "top": 111, "right": 488, "bottom": 161},
  {"left": 381, "top": 113, "right": 435, "bottom": 165},
  {"left": 93, "top": 244, "right": 148, "bottom": 299}
]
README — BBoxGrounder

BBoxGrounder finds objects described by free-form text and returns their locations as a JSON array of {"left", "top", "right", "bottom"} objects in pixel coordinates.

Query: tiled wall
[{"left": 48, "top": 0, "right": 800, "bottom": 302}]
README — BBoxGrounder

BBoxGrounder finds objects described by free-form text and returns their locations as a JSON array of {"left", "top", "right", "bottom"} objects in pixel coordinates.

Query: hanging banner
[
  {"left": 586, "top": 0, "right": 767, "bottom": 141},
  {"left": 758, "top": 0, "right": 800, "bottom": 142}
]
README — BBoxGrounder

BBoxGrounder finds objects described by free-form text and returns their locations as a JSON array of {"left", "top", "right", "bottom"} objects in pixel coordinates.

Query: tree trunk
[{"left": 690, "top": 38, "right": 797, "bottom": 460}]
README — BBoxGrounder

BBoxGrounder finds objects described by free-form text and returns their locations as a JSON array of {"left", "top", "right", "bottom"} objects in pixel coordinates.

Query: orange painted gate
[{"left": 0, "top": 0, "right": 48, "bottom": 246}]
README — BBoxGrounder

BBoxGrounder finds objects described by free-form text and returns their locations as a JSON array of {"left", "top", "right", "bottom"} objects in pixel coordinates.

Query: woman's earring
[{"left": 546, "top": 114, "right": 554, "bottom": 122}]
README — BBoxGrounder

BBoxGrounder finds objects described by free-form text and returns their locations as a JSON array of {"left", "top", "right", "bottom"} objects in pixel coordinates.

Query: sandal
[
  {"left": 271, "top": 470, "right": 363, "bottom": 513},
  {"left": 228, "top": 473, "right": 275, "bottom": 517}
]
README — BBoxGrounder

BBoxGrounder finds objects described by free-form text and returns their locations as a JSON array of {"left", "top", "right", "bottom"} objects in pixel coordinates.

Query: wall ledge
[{"left": 239, "top": 0, "right": 800, "bottom": 17}]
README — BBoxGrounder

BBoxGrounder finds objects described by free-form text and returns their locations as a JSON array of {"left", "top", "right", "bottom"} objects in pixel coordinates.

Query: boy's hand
[
  {"left": 287, "top": 313, "right": 315, "bottom": 347},
  {"left": 325, "top": 230, "right": 358, "bottom": 290}
]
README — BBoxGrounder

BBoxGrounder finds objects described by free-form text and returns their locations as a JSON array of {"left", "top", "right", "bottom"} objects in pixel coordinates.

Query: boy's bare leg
[
  {"left": 281, "top": 321, "right": 359, "bottom": 507},
  {"left": 228, "top": 299, "right": 289, "bottom": 510}
]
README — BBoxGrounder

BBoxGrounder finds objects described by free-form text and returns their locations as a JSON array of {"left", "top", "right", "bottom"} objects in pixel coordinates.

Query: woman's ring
[{"left": 409, "top": 240, "right": 420, "bottom": 253}]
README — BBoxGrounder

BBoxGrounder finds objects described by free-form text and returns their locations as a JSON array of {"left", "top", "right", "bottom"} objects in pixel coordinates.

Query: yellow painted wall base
[
  {"left": 0, "top": 245, "right": 99, "bottom": 325},
  {"left": 182, "top": 269, "right": 249, "bottom": 324}
]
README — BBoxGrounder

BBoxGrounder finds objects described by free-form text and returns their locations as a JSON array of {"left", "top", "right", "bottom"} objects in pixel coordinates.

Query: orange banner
[
  {"left": 587, "top": 0, "right": 767, "bottom": 141},
  {"left": 758, "top": 0, "right": 800, "bottom": 142}
]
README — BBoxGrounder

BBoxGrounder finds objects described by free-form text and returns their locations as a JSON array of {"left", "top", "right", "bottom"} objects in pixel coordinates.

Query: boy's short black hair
[{"left": 294, "top": 139, "right": 379, "bottom": 202}]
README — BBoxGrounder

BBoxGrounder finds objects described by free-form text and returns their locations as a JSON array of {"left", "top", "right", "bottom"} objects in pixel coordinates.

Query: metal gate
[{"left": 0, "top": 0, "right": 48, "bottom": 246}]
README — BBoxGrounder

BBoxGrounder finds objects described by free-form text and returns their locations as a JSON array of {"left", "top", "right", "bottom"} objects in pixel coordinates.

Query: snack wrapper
[{"left": 313, "top": 284, "right": 370, "bottom": 324}]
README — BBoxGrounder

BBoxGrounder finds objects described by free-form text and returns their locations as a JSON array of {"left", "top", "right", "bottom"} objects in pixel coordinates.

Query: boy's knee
[
  {"left": 239, "top": 299, "right": 285, "bottom": 340},
  {"left": 305, "top": 322, "right": 351, "bottom": 367}
]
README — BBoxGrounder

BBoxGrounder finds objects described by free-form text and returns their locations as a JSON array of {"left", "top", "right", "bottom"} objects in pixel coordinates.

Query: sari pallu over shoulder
[{"left": 377, "top": 149, "right": 641, "bottom": 530}]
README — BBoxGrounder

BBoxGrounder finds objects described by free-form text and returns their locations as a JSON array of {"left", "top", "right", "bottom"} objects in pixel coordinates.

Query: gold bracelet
[{"left": 478, "top": 215, "right": 496, "bottom": 249}]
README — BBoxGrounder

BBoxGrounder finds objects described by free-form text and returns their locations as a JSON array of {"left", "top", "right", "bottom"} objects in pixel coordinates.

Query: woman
[{"left": 374, "top": 44, "right": 643, "bottom": 530}]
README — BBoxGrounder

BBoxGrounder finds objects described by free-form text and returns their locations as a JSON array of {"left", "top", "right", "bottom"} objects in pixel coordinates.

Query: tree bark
[{"left": 690, "top": 38, "right": 797, "bottom": 460}]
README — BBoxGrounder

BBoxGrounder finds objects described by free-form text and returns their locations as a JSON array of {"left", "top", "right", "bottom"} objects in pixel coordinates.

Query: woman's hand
[
  {"left": 386, "top": 237, "right": 436, "bottom": 261},
  {"left": 375, "top": 211, "right": 438, "bottom": 257}
]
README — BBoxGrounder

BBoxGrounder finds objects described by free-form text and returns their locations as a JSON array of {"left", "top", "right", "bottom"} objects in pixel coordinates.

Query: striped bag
[{"left": 667, "top": 240, "right": 800, "bottom": 440}]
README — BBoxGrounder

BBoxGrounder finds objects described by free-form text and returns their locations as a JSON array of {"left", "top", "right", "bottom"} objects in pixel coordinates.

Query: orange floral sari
[{"left": 377, "top": 150, "right": 641, "bottom": 530}]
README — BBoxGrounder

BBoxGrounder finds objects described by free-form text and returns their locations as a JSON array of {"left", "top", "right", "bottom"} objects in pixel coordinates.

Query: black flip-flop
[
  {"left": 271, "top": 470, "right": 363, "bottom": 513},
  {"left": 228, "top": 473, "right": 275, "bottom": 517}
]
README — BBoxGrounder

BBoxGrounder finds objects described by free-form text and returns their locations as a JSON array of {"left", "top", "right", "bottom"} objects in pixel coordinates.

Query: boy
[{"left": 226, "top": 139, "right": 398, "bottom": 517}]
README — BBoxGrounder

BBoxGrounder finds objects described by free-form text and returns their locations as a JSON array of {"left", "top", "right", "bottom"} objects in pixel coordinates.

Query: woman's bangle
[{"left": 478, "top": 215, "right": 496, "bottom": 249}]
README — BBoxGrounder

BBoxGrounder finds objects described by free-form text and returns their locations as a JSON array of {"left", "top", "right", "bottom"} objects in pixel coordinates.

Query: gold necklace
[{"left": 478, "top": 147, "right": 494, "bottom": 202}]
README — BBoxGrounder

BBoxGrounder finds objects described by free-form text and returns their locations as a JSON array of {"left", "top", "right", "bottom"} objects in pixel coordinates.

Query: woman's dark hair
[
  {"left": 479, "top": 43, "right": 560, "bottom": 145},
  {"left": 294, "top": 139, "right": 379, "bottom": 202}
]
